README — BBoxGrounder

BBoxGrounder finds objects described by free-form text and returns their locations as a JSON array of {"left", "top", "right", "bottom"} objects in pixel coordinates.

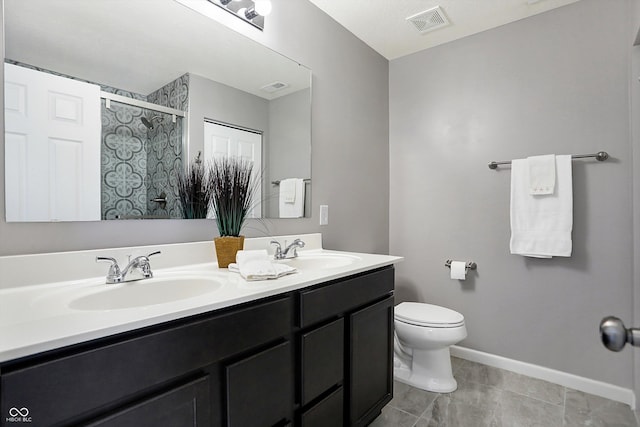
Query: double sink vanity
[{"left": 0, "top": 234, "right": 401, "bottom": 427}]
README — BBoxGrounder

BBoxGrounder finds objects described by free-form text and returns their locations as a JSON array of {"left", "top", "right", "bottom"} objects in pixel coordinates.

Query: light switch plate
[{"left": 319, "top": 205, "right": 329, "bottom": 225}]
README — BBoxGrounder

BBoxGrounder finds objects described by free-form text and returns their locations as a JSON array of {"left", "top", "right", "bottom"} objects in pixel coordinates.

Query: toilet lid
[{"left": 395, "top": 302, "right": 465, "bottom": 328}]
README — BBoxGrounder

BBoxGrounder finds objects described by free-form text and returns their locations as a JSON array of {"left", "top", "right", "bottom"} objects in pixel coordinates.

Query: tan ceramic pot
[{"left": 214, "top": 235, "right": 245, "bottom": 268}]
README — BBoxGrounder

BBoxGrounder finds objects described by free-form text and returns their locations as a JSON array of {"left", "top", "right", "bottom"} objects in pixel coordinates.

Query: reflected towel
[
  {"left": 279, "top": 178, "right": 305, "bottom": 218},
  {"left": 510, "top": 155, "right": 573, "bottom": 258}
]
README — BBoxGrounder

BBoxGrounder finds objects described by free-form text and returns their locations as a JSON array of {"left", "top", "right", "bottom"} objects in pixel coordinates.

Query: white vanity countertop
[{"left": 0, "top": 234, "right": 402, "bottom": 364}]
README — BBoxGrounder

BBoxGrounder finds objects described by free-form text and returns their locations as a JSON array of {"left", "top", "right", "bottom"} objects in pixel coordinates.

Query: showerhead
[{"left": 141, "top": 115, "right": 163, "bottom": 130}]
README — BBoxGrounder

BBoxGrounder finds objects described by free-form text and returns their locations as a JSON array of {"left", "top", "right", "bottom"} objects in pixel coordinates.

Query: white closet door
[
  {"left": 203, "top": 121, "right": 262, "bottom": 219},
  {"left": 4, "top": 63, "right": 101, "bottom": 221}
]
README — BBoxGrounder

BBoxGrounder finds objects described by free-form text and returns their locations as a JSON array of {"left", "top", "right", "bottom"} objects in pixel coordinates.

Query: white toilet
[{"left": 394, "top": 302, "right": 467, "bottom": 393}]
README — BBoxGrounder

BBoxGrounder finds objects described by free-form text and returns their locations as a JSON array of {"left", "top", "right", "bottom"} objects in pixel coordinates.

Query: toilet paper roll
[{"left": 450, "top": 261, "right": 467, "bottom": 280}]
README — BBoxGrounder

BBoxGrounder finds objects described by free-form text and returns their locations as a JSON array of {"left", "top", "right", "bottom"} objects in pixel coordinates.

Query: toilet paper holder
[{"left": 445, "top": 260, "right": 477, "bottom": 271}]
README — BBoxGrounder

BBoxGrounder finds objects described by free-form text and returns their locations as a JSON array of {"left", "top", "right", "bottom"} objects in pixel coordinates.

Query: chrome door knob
[{"left": 600, "top": 316, "right": 640, "bottom": 352}]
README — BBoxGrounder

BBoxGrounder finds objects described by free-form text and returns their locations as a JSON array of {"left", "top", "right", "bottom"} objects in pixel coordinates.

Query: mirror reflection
[{"left": 4, "top": 0, "right": 311, "bottom": 221}]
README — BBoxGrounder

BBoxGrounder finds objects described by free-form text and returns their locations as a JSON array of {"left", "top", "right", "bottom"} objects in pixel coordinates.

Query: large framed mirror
[{"left": 4, "top": 0, "right": 311, "bottom": 222}]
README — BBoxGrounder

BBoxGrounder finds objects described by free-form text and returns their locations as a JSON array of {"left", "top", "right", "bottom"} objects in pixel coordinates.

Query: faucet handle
[
  {"left": 138, "top": 251, "right": 161, "bottom": 278},
  {"left": 270, "top": 240, "right": 283, "bottom": 259},
  {"left": 147, "top": 250, "right": 161, "bottom": 257},
  {"left": 96, "top": 256, "right": 123, "bottom": 284}
]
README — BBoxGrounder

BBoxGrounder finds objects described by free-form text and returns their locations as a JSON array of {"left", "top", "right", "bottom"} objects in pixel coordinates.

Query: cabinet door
[
  {"left": 85, "top": 376, "right": 211, "bottom": 427},
  {"left": 348, "top": 296, "right": 394, "bottom": 427},
  {"left": 301, "top": 318, "right": 344, "bottom": 405},
  {"left": 226, "top": 341, "right": 293, "bottom": 427}
]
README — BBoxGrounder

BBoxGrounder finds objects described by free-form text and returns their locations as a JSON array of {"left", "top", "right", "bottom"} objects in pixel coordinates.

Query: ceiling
[{"left": 306, "top": 0, "right": 582, "bottom": 60}]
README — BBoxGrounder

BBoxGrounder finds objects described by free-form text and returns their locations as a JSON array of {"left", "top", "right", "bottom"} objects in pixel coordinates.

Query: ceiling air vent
[
  {"left": 406, "top": 6, "right": 450, "bottom": 34},
  {"left": 260, "top": 81, "right": 289, "bottom": 93}
]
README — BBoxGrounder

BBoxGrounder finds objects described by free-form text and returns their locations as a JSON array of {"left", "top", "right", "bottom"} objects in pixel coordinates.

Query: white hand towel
[
  {"left": 510, "top": 154, "right": 573, "bottom": 258},
  {"left": 231, "top": 249, "right": 298, "bottom": 280},
  {"left": 528, "top": 154, "right": 556, "bottom": 195},
  {"left": 235, "top": 249, "right": 269, "bottom": 265},
  {"left": 279, "top": 178, "right": 305, "bottom": 218},
  {"left": 280, "top": 178, "right": 297, "bottom": 203},
  {"left": 228, "top": 262, "right": 298, "bottom": 280}
]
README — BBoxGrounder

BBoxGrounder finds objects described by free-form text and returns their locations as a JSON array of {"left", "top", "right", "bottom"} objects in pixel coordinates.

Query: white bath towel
[
  {"left": 279, "top": 178, "right": 305, "bottom": 218},
  {"left": 510, "top": 154, "right": 573, "bottom": 258},
  {"left": 528, "top": 154, "right": 556, "bottom": 195},
  {"left": 231, "top": 249, "right": 297, "bottom": 280}
]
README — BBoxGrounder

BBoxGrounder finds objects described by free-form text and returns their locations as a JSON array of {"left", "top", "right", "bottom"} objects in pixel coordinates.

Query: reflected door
[
  {"left": 4, "top": 63, "right": 101, "bottom": 221},
  {"left": 203, "top": 121, "right": 262, "bottom": 218}
]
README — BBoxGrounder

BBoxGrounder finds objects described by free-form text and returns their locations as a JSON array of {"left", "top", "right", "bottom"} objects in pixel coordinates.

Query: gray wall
[
  {"left": 0, "top": 0, "right": 390, "bottom": 256},
  {"left": 390, "top": 0, "right": 633, "bottom": 388},
  {"left": 631, "top": 0, "right": 640, "bottom": 407},
  {"left": 187, "top": 73, "right": 269, "bottom": 165},
  {"left": 267, "top": 89, "right": 312, "bottom": 217}
]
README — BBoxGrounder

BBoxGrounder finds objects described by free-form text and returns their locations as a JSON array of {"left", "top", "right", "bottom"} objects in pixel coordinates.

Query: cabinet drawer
[
  {"left": 301, "top": 318, "right": 344, "bottom": 405},
  {"left": 301, "top": 387, "right": 344, "bottom": 427},
  {"left": 298, "top": 267, "right": 393, "bottom": 327},
  {"left": 1, "top": 296, "right": 292, "bottom": 427},
  {"left": 85, "top": 376, "right": 211, "bottom": 427},
  {"left": 225, "top": 341, "right": 293, "bottom": 427}
]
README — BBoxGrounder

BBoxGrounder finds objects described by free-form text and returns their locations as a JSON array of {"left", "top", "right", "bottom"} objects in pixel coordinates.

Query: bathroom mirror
[{"left": 4, "top": 0, "right": 311, "bottom": 221}]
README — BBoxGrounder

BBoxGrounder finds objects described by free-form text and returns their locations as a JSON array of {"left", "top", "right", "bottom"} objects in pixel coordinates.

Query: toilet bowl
[{"left": 394, "top": 302, "right": 467, "bottom": 393}]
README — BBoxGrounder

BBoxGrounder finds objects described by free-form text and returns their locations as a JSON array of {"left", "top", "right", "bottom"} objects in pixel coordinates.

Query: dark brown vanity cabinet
[
  {"left": 0, "top": 296, "right": 294, "bottom": 427},
  {"left": 0, "top": 266, "right": 394, "bottom": 427},
  {"left": 297, "top": 267, "right": 394, "bottom": 427}
]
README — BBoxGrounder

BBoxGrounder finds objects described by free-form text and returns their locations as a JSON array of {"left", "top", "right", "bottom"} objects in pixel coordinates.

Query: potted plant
[
  {"left": 176, "top": 153, "right": 213, "bottom": 219},
  {"left": 210, "top": 156, "right": 258, "bottom": 268}
]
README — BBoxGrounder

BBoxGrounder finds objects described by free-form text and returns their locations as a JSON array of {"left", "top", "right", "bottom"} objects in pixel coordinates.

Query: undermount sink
[
  {"left": 69, "top": 275, "right": 224, "bottom": 311},
  {"left": 276, "top": 253, "right": 360, "bottom": 270}
]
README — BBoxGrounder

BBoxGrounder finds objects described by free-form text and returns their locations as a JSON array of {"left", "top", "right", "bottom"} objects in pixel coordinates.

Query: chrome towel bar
[
  {"left": 271, "top": 179, "right": 311, "bottom": 186},
  {"left": 488, "top": 151, "right": 609, "bottom": 170}
]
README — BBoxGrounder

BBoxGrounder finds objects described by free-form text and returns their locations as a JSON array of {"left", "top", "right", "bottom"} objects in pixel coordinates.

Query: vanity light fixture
[{"left": 207, "top": 0, "right": 272, "bottom": 31}]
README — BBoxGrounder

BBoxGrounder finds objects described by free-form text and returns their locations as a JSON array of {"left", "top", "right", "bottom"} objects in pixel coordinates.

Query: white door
[
  {"left": 4, "top": 63, "right": 101, "bottom": 221},
  {"left": 203, "top": 121, "right": 262, "bottom": 218}
]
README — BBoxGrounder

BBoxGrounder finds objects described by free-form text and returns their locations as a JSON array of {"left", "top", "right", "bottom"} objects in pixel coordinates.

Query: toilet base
[{"left": 393, "top": 347, "right": 458, "bottom": 393}]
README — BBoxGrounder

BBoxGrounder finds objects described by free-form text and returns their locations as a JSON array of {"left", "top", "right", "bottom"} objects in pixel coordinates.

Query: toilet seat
[{"left": 395, "top": 302, "right": 465, "bottom": 328}]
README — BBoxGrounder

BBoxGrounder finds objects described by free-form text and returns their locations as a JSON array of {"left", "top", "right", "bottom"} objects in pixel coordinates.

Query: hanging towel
[
  {"left": 510, "top": 155, "right": 573, "bottom": 258},
  {"left": 280, "top": 179, "right": 297, "bottom": 203},
  {"left": 279, "top": 178, "right": 305, "bottom": 218},
  {"left": 231, "top": 249, "right": 297, "bottom": 281},
  {"left": 528, "top": 154, "right": 556, "bottom": 195}
]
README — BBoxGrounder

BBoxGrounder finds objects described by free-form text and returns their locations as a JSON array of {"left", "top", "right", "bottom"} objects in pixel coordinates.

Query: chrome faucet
[
  {"left": 270, "top": 239, "right": 305, "bottom": 260},
  {"left": 96, "top": 251, "right": 161, "bottom": 284}
]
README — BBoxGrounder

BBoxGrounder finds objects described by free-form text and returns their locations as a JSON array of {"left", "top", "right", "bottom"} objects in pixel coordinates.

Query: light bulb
[{"left": 254, "top": 0, "right": 272, "bottom": 16}]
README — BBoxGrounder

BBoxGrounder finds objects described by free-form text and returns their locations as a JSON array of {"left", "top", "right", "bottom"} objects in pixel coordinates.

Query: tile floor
[{"left": 371, "top": 357, "right": 639, "bottom": 427}]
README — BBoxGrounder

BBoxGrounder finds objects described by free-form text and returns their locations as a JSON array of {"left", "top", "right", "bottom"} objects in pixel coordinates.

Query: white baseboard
[{"left": 451, "top": 345, "right": 636, "bottom": 410}]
